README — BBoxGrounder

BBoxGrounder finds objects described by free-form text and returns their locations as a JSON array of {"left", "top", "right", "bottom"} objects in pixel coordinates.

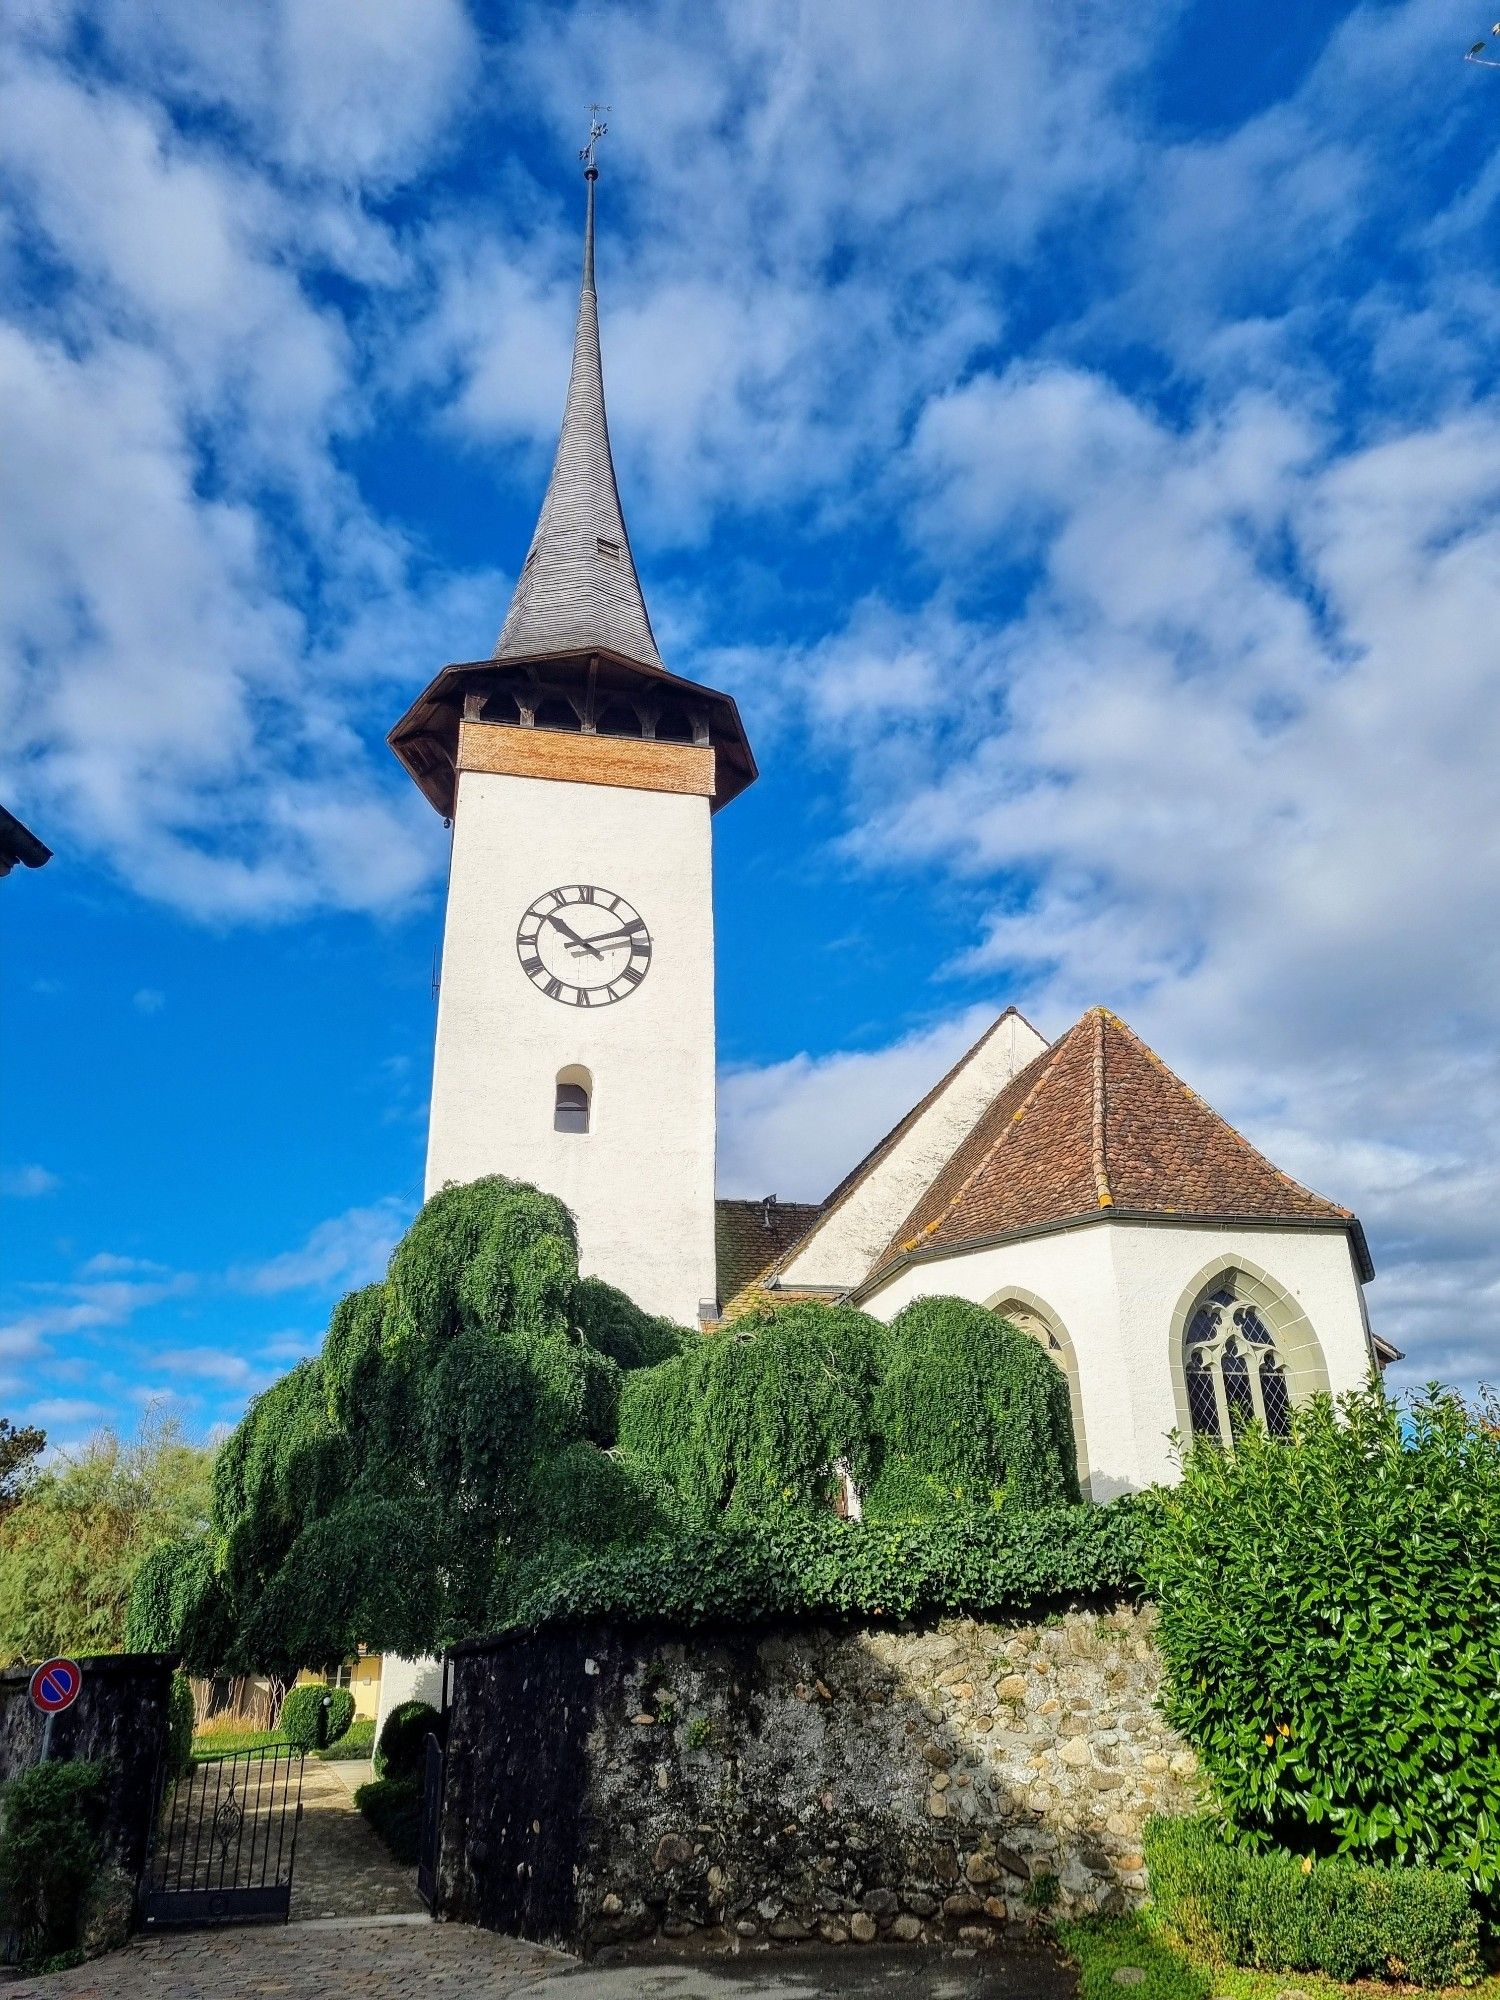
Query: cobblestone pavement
[
  {"left": 6, "top": 1931, "right": 1073, "bottom": 2000},
  {"left": 288, "top": 1761, "right": 423, "bottom": 1922}
]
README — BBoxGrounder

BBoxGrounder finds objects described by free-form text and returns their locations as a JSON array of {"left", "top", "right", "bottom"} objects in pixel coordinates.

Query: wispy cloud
[
  {"left": 1, "top": 1164, "right": 61, "bottom": 1197},
  {"left": 230, "top": 1197, "right": 410, "bottom": 1296}
]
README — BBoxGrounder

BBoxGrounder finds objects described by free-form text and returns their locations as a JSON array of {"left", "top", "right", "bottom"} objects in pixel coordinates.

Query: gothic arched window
[{"left": 1182, "top": 1280, "right": 1294, "bottom": 1444}]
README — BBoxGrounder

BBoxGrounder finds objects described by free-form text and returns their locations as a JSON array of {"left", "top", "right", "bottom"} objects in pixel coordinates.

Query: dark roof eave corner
[
  {"left": 1348, "top": 1218, "right": 1376, "bottom": 1284},
  {"left": 0, "top": 803, "right": 53, "bottom": 872}
]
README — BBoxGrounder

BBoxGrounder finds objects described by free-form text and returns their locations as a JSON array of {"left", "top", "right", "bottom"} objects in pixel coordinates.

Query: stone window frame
[
  {"left": 982, "top": 1286, "right": 1092, "bottom": 1502},
  {"left": 1167, "top": 1255, "right": 1329, "bottom": 1448}
]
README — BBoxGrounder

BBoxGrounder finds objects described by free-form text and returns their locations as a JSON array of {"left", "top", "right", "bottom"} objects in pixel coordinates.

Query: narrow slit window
[{"left": 554, "top": 1080, "right": 590, "bottom": 1134}]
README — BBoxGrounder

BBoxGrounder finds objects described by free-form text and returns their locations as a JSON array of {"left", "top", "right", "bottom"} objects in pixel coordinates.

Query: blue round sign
[{"left": 29, "top": 1657, "right": 82, "bottom": 1713}]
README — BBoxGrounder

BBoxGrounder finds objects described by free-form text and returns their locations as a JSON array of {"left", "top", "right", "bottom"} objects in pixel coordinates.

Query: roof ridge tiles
[
  {"left": 1090, "top": 1006, "right": 1113, "bottom": 1209},
  {"left": 895, "top": 1022, "right": 1075, "bottom": 1258}
]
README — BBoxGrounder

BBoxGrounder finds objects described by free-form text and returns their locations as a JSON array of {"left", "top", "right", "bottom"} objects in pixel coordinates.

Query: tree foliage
[
  {"left": 1140, "top": 1383, "right": 1500, "bottom": 1903},
  {"left": 0, "top": 1416, "right": 46, "bottom": 1517},
  {"left": 872, "top": 1296, "right": 1079, "bottom": 1512},
  {"left": 128, "top": 1178, "right": 687, "bottom": 1673},
  {"left": 0, "top": 1410, "right": 213, "bottom": 1665},
  {"left": 127, "top": 1179, "right": 1087, "bottom": 1673}
]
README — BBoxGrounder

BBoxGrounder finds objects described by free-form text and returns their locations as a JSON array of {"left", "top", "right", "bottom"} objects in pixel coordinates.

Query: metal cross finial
[{"left": 580, "top": 105, "right": 609, "bottom": 173}]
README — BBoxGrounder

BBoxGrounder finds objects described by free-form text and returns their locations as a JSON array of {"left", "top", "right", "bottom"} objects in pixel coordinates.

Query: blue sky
[{"left": 3, "top": 0, "right": 1498, "bottom": 1452}]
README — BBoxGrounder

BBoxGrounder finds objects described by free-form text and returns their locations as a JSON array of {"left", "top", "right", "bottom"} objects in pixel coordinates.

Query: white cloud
[
  {"left": 0, "top": 1268, "right": 194, "bottom": 1361},
  {"left": 232, "top": 1197, "right": 411, "bottom": 1296},
  {"left": 1, "top": 1164, "right": 60, "bottom": 1197},
  {"left": 23, "top": 1397, "right": 110, "bottom": 1426}
]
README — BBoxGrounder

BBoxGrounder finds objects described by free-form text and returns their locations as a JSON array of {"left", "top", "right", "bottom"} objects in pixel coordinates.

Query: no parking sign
[{"left": 29, "top": 1657, "right": 82, "bottom": 1714}]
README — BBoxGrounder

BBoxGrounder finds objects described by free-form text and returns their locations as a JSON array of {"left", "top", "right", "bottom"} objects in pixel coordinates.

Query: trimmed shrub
[
  {"left": 164, "top": 1672, "right": 196, "bottom": 1781},
  {"left": 0, "top": 1759, "right": 107, "bottom": 1965},
  {"left": 355, "top": 1778, "right": 421, "bottom": 1865},
  {"left": 279, "top": 1683, "right": 355, "bottom": 1752},
  {"left": 1141, "top": 1384, "right": 1500, "bottom": 1898},
  {"left": 375, "top": 1699, "right": 441, "bottom": 1782},
  {"left": 1144, "top": 1815, "right": 1482, "bottom": 1988},
  {"left": 318, "top": 1717, "right": 375, "bottom": 1761}
]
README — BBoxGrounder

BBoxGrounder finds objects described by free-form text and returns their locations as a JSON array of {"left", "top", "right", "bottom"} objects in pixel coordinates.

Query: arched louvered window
[
  {"left": 1182, "top": 1279, "right": 1295, "bottom": 1444},
  {"left": 553, "top": 1065, "right": 592, "bottom": 1134}
]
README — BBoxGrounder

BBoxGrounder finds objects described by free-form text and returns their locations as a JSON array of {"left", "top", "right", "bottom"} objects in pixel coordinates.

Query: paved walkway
[
  {"left": 289, "top": 1761, "right": 423, "bottom": 1922},
  {"left": 6, "top": 1932, "right": 1071, "bottom": 2000}
]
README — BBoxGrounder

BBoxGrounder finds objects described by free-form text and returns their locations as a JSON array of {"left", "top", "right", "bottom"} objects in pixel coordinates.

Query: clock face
[{"left": 515, "top": 884, "right": 653, "bottom": 1007}]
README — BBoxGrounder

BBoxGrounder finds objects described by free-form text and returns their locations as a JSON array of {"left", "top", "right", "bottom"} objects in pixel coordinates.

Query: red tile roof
[{"left": 873, "top": 1008, "right": 1369, "bottom": 1278}]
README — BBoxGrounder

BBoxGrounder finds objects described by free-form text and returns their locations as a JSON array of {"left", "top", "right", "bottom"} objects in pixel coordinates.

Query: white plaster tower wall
[{"left": 426, "top": 766, "right": 718, "bottom": 1326}]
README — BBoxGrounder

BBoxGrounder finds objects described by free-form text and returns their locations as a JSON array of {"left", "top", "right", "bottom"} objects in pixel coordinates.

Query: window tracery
[{"left": 1182, "top": 1282, "right": 1294, "bottom": 1443}]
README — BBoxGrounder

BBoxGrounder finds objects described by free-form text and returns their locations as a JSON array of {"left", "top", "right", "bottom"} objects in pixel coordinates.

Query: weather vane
[
  {"left": 580, "top": 105, "right": 610, "bottom": 172},
  {"left": 1466, "top": 23, "right": 1500, "bottom": 66}
]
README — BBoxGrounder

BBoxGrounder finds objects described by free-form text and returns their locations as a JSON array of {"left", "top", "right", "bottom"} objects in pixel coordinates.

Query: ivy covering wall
[{"left": 127, "top": 1176, "right": 1091, "bottom": 1671}]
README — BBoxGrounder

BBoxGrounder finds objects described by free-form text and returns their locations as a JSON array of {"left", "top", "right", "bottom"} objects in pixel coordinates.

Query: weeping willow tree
[
  {"left": 620, "top": 1294, "right": 1078, "bottom": 1520},
  {"left": 127, "top": 1177, "right": 685, "bottom": 1673},
  {"left": 128, "top": 1177, "right": 1081, "bottom": 1671}
]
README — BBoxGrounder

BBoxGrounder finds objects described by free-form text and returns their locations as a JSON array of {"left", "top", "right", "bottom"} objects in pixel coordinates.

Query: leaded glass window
[{"left": 1182, "top": 1281, "right": 1297, "bottom": 1447}]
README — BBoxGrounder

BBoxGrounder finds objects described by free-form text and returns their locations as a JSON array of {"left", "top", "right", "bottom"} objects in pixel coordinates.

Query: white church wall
[
  {"left": 777, "top": 1011, "right": 1048, "bottom": 1292},
  {"left": 426, "top": 767, "right": 718, "bottom": 1327},
  {"left": 858, "top": 1220, "right": 1374, "bottom": 1499},
  {"left": 375, "top": 1652, "right": 445, "bottom": 1740}
]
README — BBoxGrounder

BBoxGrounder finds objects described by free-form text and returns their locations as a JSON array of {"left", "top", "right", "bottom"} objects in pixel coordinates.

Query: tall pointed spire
[{"left": 493, "top": 139, "right": 665, "bottom": 672}]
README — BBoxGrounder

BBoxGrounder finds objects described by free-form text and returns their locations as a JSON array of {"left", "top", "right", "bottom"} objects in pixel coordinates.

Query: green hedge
[
  {"left": 354, "top": 1778, "right": 421, "bottom": 1864},
  {"left": 1144, "top": 1816, "right": 1483, "bottom": 1988},
  {"left": 279, "top": 1683, "right": 355, "bottom": 1752},
  {"left": 0, "top": 1760, "right": 107, "bottom": 1966},
  {"left": 375, "top": 1699, "right": 441, "bottom": 1781},
  {"left": 509, "top": 1500, "right": 1142, "bottom": 1631}
]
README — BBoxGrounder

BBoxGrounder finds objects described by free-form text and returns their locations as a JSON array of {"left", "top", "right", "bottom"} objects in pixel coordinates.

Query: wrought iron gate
[
  {"left": 141, "top": 1745, "right": 306, "bottom": 1926},
  {"left": 415, "top": 1730, "right": 445, "bottom": 1908}
]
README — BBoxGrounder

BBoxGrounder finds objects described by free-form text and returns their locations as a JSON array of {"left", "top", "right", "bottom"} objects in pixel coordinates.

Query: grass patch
[
  {"left": 192, "top": 1717, "right": 377, "bottom": 1764},
  {"left": 354, "top": 1777, "right": 421, "bottom": 1866},
  {"left": 1058, "top": 1914, "right": 1500, "bottom": 2000},
  {"left": 191, "top": 1727, "right": 286, "bottom": 1761}
]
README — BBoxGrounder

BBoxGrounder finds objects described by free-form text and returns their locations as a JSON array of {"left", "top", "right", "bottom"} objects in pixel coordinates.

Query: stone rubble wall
[{"left": 439, "top": 1607, "right": 1198, "bottom": 1952}]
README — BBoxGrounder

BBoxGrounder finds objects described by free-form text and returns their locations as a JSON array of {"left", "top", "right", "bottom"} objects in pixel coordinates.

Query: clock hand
[
  {"left": 574, "top": 923, "right": 642, "bottom": 948},
  {"left": 546, "top": 915, "right": 605, "bottom": 961}
]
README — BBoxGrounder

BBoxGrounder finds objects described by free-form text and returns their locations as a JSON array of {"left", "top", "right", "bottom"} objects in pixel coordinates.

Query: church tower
[{"left": 389, "top": 148, "right": 755, "bottom": 1327}]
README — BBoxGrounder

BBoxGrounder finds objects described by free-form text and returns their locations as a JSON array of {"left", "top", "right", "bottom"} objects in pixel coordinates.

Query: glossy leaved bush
[{"left": 1139, "top": 1385, "right": 1500, "bottom": 1904}]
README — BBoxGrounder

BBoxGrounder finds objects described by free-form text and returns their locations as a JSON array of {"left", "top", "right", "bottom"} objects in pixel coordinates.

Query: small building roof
[
  {"left": 493, "top": 167, "right": 663, "bottom": 673},
  {"left": 869, "top": 1007, "right": 1372, "bottom": 1282},
  {"left": 714, "top": 1197, "right": 824, "bottom": 1315}
]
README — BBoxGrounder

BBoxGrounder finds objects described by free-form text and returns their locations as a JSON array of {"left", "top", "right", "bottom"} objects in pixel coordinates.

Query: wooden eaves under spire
[{"left": 389, "top": 154, "right": 756, "bottom": 818}]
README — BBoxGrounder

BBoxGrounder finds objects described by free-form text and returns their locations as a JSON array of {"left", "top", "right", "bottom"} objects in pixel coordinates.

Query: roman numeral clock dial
[{"left": 515, "top": 885, "right": 653, "bottom": 1007}]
